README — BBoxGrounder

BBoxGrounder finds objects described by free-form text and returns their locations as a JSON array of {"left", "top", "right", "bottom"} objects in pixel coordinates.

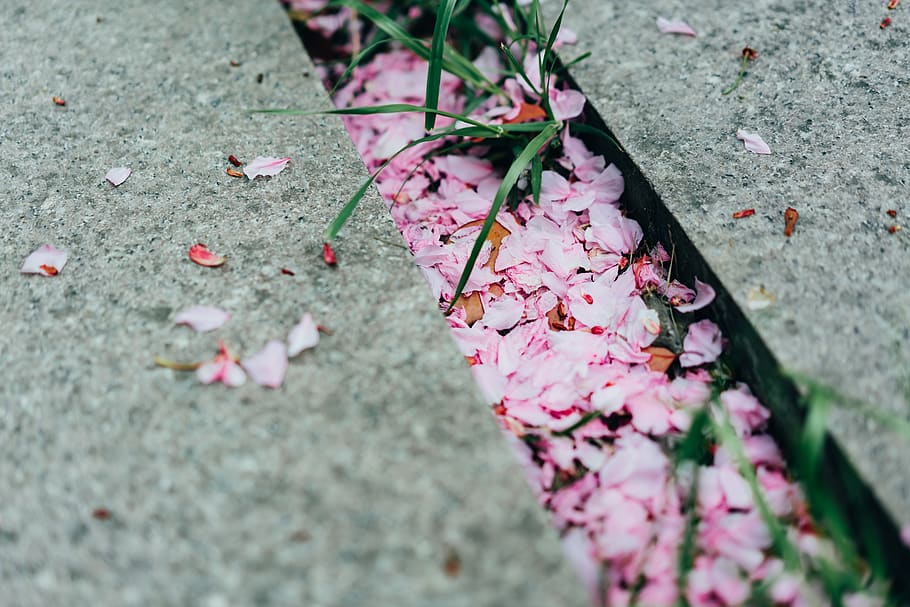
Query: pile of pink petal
[{"left": 318, "top": 42, "right": 882, "bottom": 606}]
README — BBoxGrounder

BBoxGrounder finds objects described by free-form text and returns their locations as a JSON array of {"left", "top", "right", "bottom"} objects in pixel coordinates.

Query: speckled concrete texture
[
  {"left": 0, "top": 1, "right": 586, "bottom": 605},
  {"left": 555, "top": 1, "right": 910, "bottom": 520}
]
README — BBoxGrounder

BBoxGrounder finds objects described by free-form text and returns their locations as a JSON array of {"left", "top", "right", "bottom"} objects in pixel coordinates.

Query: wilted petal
[
  {"left": 549, "top": 89, "right": 586, "bottom": 121},
  {"left": 105, "top": 166, "right": 132, "bottom": 186},
  {"left": 174, "top": 305, "right": 230, "bottom": 332},
  {"left": 20, "top": 244, "right": 68, "bottom": 276},
  {"left": 675, "top": 278, "right": 716, "bottom": 312},
  {"left": 288, "top": 312, "right": 319, "bottom": 357},
  {"left": 243, "top": 156, "right": 291, "bottom": 179},
  {"left": 656, "top": 17, "right": 697, "bottom": 37},
  {"left": 188, "top": 243, "right": 226, "bottom": 267},
  {"left": 736, "top": 129, "right": 771, "bottom": 155},
  {"left": 242, "top": 340, "right": 289, "bottom": 389}
]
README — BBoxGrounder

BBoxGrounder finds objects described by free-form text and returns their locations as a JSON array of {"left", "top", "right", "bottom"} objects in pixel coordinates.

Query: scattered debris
[
  {"left": 229, "top": 59, "right": 241, "bottom": 67},
  {"left": 174, "top": 305, "right": 230, "bottom": 333},
  {"left": 52, "top": 96, "right": 66, "bottom": 106},
  {"left": 281, "top": 267, "right": 296, "bottom": 276},
  {"left": 20, "top": 244, "right": 68, "bottom": 276},
  {"left": 723, "top": 47, "right": 760, "bottom": 95},
  {"left": 228, "top": 154, "right": 243, "bottom": 167},
  {"left": 226, "top": 167, "right": 244, "bottom": 178},
  {"left": 886, "top": 209, "right": 898, "bottom": 218},
  {"left": 732, "top": 208, "right": 756, "bottom": 219},
  {"left": 784, "top": 207, "right": 799, "bottom": 237},
  {"left": 746, "top": 286, "right": 777, "bottom": 310},
  {"left": 105, "top": 166, "right": 131, "bottom": 186},
  {"left": 889, "top": 225, "right": 902, "bottom": 234},
  {"left": 888, "top": 0, "right": 900, "bottom": 9},
  {"left": 322, "top": 242, "right": 337, "bottom": 266},
  {"left": 736, "top": 129, "right": 771, "bottom": 155},
  {"left": 91, "top": 508, "right": 112, "bottom": 520},
  {"left": 243, "top": 156, "right": 291, "bottom": 179},
  {"left": 188, "top": 243, "right": 227, "bottom": 267},
  {"left": 443, "top": 547, "right": 461, "bottom": 577},
  {"left": 656, "top": 17, "right": 697, "bottom": 37},
  {"left": 880, "top": 17, "right": 892, "bottom": 29},
  {"left": 154, "top": 356, "right": 202, "bottom": 371}
]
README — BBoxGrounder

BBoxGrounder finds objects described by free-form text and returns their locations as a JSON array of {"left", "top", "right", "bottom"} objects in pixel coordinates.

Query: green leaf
[
  {"left": 425, "top": 0, "right": 460, "bottom": 131},
  {"left": 530, "top": 152, "right": 542, "bottom": 205},
  {"left": 446, "top": 122, "right": 559, "bottom": 311},
  {"left": 540, "top": 0, "right": 571, "bottom": 110},
  {"left": 801, "top": 386, "right": 830, "bottom": 477}
]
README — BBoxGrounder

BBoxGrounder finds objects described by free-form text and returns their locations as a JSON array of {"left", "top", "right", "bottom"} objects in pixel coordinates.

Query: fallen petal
[
  {"left": 105, "top": 166, "right": 132, "bottom": 186},
  {"left": 174, "top": 305, "right": 230, "bottom": 332},
  {"left": 242, "top": 340, "right": 289, "bottom": 389},
  {"left": 21, "top": 244, "right": 68, "bottom": 276},
  {"left": 784, "top": 207, "right": 799, "bottom": 237},
  {"left": 288, "top": 312, "right": 320, "bottom": 357},
  {"left": 549, "top": 89, "right": 586, "bottom": 121},
  {"left": 189, "top": 243, "right": 226, "bottom": 267},
  {"left": 736, "top": 129, "right": 771, "bottom": 155},
  {"left": 322, "top": 242, "right": 337, "bottom": 266},
  {"left": 656, "top": 17, "right": 697, "bottom": 37},
  {"left": 243, "top": 156, "right": 291, "bottom": 179},
  {"left": 675, "top": 278, "right": 716, "bottom": 313}
]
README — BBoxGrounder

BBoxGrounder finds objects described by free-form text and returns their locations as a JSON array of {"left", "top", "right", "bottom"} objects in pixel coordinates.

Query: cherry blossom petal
[
  {"left": 174, "top": 305, "right": 230, "bottom": 332},
  {"left": 736, "top": 129, "right": 771, "bottom": 155},
  {"left": 188, "top": 243, "right": 226, "bottom": 267},
  {"left": 656, "top": 17, "right": 697, "bottom": 37},
  {"left": 902, "top": 525, "right": 910, "bottom": 548},
  {"left": 105, "top": 166, "right": 132, "bottom": 186},
  {"left": 481, "top": 296, "right": 524, "bottom": 330},
  {"left": 288, "top": 312, "right": 319, "bottom": 357},
  {"left": 20, "top": 244, "right": 68, "bottom": 276},
  {"left": 680, "top": 319, "right": 723, "bottom": 367},
  {"left": 549, "top": 89, "right": 586, "bottom": 121},
  {"left": 243, "top": 156, "right": 291, "bottom": 179},
  {"left": 197, "top": 342, "right": 246, "bottom": 387},
  {"left": 242, "top": 340, "right": 289, "bottom": 389},
  {"left": 674, "top": 278, "right": 716, "bottom": 312}
]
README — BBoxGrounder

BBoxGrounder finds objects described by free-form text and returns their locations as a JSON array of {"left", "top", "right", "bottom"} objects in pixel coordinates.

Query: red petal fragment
[
  {"left": 322, "top": 242, "right": 337, "bottom": 266},
  {"left": 52, "top": 96, "right": 66, "bottom": 106},
  {"left": 281, "top": 267, "right": 295, "bottom": 276},
  {"left": 732, "top": 208, "right": 755, "bottom": 219},
  {"left": 228, "top": 155, "right": 243, "bottom": 167},
  {"left": 889, "top": 225, "right": 902, "bottom": 234},
  {"left": 888, "top": 0, "right": 900, "bottom": 9},
  {"left": 317, "top": 324, "right": 334, "bottom": 336},
  {"left": 886, "top": 209, "right": 897, "bottom": 218},
  {"left": 92, "top": 508, "right": 111, "bottom": 520},
  {"left": 881, "top": 17, "right": 892, "bottom": 28},
  {"left": 741, "top": 47, "right": 759, "bottom": 60},
  {"left": 39, "top": 264, "right": 59, "bottom": 276},
  {"left": 582, "top": 293, "right": 594, "bottom": 304},
  {"left": 21, "top": 244, "right": 68, "bottom": 276},
  {"left": 226, "top": 167, "right": 243, "bottom": 178},
  {"left": 443, "top": 548, "right": 461, "bottom": 577},
  {"left": 591, "top": 326, "right": 605, "bottom": 335},
  {"left": 189, "top": 243, "right": 226, "bottom": 267},
  {"left": 784, "top": 207, "right": 799, "bottom": 237}
]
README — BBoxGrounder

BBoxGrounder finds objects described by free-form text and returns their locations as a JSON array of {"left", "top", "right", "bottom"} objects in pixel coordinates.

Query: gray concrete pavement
[
  {"left": 555, "top": 0, "right": 910, "bottom": 522},
  {"left": 0, "top": 1, "right": 586, "bottom": 605}
]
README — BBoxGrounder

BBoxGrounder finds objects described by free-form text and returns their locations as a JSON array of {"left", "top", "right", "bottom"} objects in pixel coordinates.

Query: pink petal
[
  {"left": 674, "top": 278, "right": 716, "bottom": 312},
  {"left": 243, "top": 156, "right": 291, "bottom": 179},
  {"left": 680, "top": 319, "right": 723, "bottom": 367},
  {"left": 656, "top": 17, "right": 697, "bottom": 37},
  {"left": 242, "top": 340, "right": 289, "bottom": 389},
  {"left": 188, "top": 243, "right": 226, "bottom": 267},
  {"left": 174, "top": 305, "right": 230, "bottom": 332},
  {"left": 287, "top": 312, "right": 319, "bottom": 357},
  {"left": 549, "top": 89, "right": 586, "bottom": 121},
  {"left": 105, "top": 166, "right": 132, "bottom": 186},
  {"left": 20, "top": 244, "right": 68, "bottom": 276},
  {"left": 222, "top": 360, "right": 248, "bottom": 387},
  {"left": 902, "top": 525, "right": 910, "bottom": 548},
  {"left": 736, "top": 129, "right": 771, "bottom": 155},
  {"left": 481, "top": 296, "right": 524, "bottom": 331}
]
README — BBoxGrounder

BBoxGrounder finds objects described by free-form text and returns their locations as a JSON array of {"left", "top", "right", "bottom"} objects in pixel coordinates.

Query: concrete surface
[
  {"left": 555, "top": 0, "right": 910, "bottom": 521},
  {"left": 0, "top": 1, "right": 587, "bottom": 606}
]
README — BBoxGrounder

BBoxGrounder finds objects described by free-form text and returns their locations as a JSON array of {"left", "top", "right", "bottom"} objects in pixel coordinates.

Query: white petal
[
  {"left": 287, "top": 313, "right": 320, "bottom": 357},
  {"left": 20, "top": 244, "right": 69, "bottom": 276},
  {"left": 105, "top": 166, "right": 132, "bottom": 186},
  {"left": 736, "top": 129, "right": 771, "bottom": 155},
  {"left": 174, "top": 305, "right": 230, "bottom": 332},
  {"left": 243, "top": 156, "right": 291, "bottom": 179}
]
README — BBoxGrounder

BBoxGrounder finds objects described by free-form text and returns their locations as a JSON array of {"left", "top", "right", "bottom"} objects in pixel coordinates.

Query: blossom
[
  {"left": 197, "top": 341, "right": 246, "bottom": 387},
  {"left": 680, "top": 320, "right": 723, "bottom": 367}
]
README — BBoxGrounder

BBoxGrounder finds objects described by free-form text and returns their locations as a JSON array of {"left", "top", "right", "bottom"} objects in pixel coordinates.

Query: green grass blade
[
  {"left": 325, "top": 125, "right": 506, "bottom": 240},
  {"left": 254, "top": 103, "right": 503, "bottom": 133},
  {"left": 540, "top": 0, "right": 571, "bottom": 108},
  {"left": 568, "top": 122, "right": 623, "bottom": 152},
  {"left": 446, "top": 122, "right": 559, "bottom": 310},
  {"left": 425, "top": 0, "right": 459, "bottom": 131},
  {"left": 531, "top": 152, "right": 542, "bottom": 205}
]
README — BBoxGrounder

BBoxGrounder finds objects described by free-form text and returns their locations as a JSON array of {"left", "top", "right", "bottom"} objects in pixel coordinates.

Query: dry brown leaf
[
  {"left": 453, "top": 292, "right": 484, "bottom": 326},
  {"left": 453, "top": 219, "right": 511, "bottom": 270},
  {"left": 644, "top": 347, "right": 676, "bottom": 373},
  {"left": 503, "top": 102, "right": 547, "bottom": 124}
]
